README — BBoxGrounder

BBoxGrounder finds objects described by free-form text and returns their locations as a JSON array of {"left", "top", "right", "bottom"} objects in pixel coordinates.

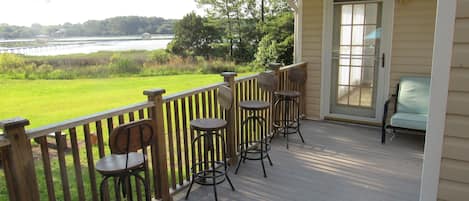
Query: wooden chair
[
  {"left": 95, "top": 119, "right": 154, "bottom": 201},
  {"left": 185, "top": 85, "right": 235, "bottom": 201},
  {"left": 382, "top": 77, "right": 430, "bottom": 144}
]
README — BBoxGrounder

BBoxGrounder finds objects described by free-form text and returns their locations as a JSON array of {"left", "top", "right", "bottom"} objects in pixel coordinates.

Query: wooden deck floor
[{"left": 173, "top": 120, "right": 424, "bottom": 201}]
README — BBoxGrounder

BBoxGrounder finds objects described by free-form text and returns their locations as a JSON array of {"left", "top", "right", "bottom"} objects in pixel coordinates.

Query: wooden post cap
[
  {"left": 143, "top": 89, "right": 166, "bottom": 97},
  {"left": 268, "top": 63, "right": 283, "bottom": 71},
  {"left": 0, "top": 117, "right": 30, "bottom": 130},
  {"left": 221, "top": 72, "right": 237, "bottom": 78}
]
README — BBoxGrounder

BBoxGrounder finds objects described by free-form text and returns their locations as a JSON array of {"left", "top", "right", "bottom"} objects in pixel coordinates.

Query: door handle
[{"left": 381, "top": 53, "right": 385, "bottom": 68}]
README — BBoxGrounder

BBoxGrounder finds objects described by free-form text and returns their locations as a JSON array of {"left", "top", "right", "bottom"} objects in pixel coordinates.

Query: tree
[
  {"left": 255, "top": 12, "right": 294, "bottom": 65},
  {"left": 168, "top": 12, "right": 224, "bottom": 58},
  {"left": 195, "top": 0, "right": 293, "bottom": 63}
]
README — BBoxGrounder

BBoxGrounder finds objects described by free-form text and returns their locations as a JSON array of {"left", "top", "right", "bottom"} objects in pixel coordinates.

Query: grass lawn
[{"left": 0, "top": 74, "right": 236, "bottom": 129}]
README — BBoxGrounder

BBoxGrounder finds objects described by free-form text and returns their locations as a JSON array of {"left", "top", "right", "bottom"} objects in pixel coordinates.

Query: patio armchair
[{"left": 381, "top": 76, "right": 431, "bottom": 144}]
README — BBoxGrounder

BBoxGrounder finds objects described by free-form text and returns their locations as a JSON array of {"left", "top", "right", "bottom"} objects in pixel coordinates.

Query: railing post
[
  {"left": 143, "top": 89, "right": 172, "bottom": 201},
  {"left": 0, "top": 117, "right": 40, "bottom": 201},
  {"left": 221, "top": 72, "right": 238, "bottom": 165},
  {"left": 300, "top": 63, "right": 307, "bottom": 118}
]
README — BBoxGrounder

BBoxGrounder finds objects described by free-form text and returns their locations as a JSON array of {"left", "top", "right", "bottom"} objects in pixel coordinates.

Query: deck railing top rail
[
  {"left": 163, "top": 82, "right": 227, "bottom": 102},
  {"left": 278, "top": 62, "right": 307, "bottom": 72},
  {"left": 26, "top": 101, "right": 154, "bottom": 139}
]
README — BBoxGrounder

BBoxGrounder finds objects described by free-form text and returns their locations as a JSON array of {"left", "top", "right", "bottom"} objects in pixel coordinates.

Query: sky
[{"left": 0, "top": 0, "right": 202, "bottom": 27}]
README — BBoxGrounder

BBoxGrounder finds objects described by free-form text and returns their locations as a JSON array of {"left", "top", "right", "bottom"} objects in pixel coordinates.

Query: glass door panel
[{"left": 330, "top": 1, "right": 382, "bottom": 118}]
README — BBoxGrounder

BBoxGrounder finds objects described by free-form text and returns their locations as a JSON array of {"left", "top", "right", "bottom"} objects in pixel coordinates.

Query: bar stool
[
  {"left": 185, "top": 85, "right": 235, "bottom": 201},
  {"left": 272, "top": 68, "right": 306, "bottom": 149},
  {"left": 96, "top": 119, "right": 153, "bottom": 201},
  {"left": 235, "top": 72, "right": 277, "bottom": 177}
]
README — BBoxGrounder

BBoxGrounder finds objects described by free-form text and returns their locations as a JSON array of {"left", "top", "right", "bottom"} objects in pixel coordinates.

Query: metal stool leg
[
  {"left": 100, "top": 176, "right": 112, "bottom": 201},
  {"left": 294, "top": 99, "right": 305, "bottom": 143},
  {"left": 260, "top": 138, "right": 267, "bottom": 177},
  {"left": 185, "top": 139, "right": 198, "bottom": 200}
]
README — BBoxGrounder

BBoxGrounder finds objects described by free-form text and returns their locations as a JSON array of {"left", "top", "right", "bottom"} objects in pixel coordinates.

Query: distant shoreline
[{"left": 0, "top": 35, "right": 174, "bottom": 56}]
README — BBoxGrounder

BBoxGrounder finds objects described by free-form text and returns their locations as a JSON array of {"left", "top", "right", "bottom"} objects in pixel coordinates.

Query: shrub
[
  {"left": 0, "top": 53, "right": 25, "bottom": 72},
  {"left": 109, "top": 53, "right": 141, "bottom": 74},
  {"left": 150, "top": 49, "right": 171, "bottom": 64}
]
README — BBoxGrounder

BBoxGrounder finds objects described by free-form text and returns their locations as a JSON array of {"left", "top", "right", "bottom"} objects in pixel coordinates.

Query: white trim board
[
  {"left": 419, "top": 1, "right": 457, "bottom": 201},
  {"left": 320, "top": 0, "right": 394, "bottom": 122}
]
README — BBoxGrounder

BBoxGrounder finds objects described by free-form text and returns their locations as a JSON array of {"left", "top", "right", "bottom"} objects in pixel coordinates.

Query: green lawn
[{"left": 0, "top": 74, "right": 233, "bottom": 129}]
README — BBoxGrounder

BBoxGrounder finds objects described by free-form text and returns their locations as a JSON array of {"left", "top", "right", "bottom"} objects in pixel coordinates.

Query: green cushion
[
  {"left": 390, "top": 113, "right": 427, "bottom": 131},
  {"left": 397, "top": 77, "right": 431, "bottom": 114}
]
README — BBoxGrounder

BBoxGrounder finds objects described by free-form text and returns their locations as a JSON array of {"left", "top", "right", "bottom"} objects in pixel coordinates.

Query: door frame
[{"left": 320, "top": 0, "right": 395, "bottom": 123}]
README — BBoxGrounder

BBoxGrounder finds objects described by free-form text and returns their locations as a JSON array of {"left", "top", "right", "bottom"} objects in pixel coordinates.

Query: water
[{"left": 0, "top": 35, "right": 173, "bottom": 56}]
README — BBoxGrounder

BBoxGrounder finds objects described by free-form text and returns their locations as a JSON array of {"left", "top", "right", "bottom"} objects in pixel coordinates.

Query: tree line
[
  {"left": 0, "top": 16, "right": 176, "bottom": 39},
  {"left": 168, "top": 0, "right": 294, "bottom": 66}
]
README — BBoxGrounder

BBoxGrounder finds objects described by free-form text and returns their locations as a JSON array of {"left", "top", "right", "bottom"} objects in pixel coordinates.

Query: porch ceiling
[{"left": 173, "top": 120, "right": 424, "bottom": 201}]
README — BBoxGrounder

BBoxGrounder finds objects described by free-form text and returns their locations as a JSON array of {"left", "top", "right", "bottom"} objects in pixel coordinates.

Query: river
[{"left": 0, "top": 35, "right": 173, "bottom": 56}]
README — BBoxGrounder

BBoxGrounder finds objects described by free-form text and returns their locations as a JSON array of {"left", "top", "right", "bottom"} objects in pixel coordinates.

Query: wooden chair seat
[
  {"left": 190, "top": 118, "right": 227, "bottom": 131},
  {"left": 239, "top": 100, "right": 270, "bottom": 111},
  {"left": 96, "top": 152, "right": 145, "bottom": 175},
  {"left": 274, "top": 90, "right": 301, "bottom": 98}
]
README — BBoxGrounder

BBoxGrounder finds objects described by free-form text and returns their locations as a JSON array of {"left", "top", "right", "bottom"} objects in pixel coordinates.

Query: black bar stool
[
  {"left": 235, "top": 72, "right": 277, "bottom": 177},
  {"left": 185, "top": 85, "right": 235, "bottom": 201},
  {"left": 96, "top": 119, "right": 153, "bottom": 201},
  {"left": 235, "top": 101, "right": 273, "bottom": 177},
  {"left": 272, "top": 68, "right": 306, "bottom": 149}
]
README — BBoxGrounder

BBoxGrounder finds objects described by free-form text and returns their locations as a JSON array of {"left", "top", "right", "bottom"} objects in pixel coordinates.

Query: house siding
[
  {"left": 438, "top": 0, "right": 469, "bottom": 200},
  {"left": 389, "top": 0, "right": 436, "bottom": 94},
  {"left": 301, "top": 0, "right": 323, "bottom": 119}
]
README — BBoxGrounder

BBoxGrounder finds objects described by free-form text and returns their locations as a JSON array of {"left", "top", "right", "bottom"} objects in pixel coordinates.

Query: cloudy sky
[{"left": 0, "top": 0, "right": 202, "bottom": 26}]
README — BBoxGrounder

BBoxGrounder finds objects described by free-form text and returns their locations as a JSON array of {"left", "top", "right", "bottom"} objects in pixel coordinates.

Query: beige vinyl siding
[
  {"left": 438, "top": 0, "right": 469, "bottom": 200},
  {"left": 301, "top": 0, "right": 323, "bottom": 119},
  {"left": 389, "top": 0, "right": 436, "bottom": 94}
]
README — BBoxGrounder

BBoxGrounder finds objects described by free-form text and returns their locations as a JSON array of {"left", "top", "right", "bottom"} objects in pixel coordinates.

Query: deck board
[{"left": 173, "top": 120, "right": 424, "bottom": 201}]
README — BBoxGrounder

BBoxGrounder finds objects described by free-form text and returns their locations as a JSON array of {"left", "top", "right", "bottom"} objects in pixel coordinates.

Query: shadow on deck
[{"left": 173, "top": 120, "right": 424, "bottom": 201}]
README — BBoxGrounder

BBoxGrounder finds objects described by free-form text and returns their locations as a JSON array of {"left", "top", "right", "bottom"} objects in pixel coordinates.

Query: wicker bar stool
[
  {"left": 185, "top": 85, "right": 235, "bottom": 201},
  {"left": 272, "top": 68, "right": 306, "bottom": 149},
  {"left": 96, "top": 119, "right": 154, "bottom": 201},
  {"left": 235, "top": 72, "right": 277, "bottom": 177}
]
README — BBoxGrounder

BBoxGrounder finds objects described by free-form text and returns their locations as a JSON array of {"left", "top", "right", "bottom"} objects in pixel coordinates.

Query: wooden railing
[{"left": 0, "top": 62, "right": 307, "bottom": 201}]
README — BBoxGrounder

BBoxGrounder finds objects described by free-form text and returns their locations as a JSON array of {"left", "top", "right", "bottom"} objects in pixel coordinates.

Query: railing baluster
[
  {"left": 194, "top": 93, "right": 202, "bottom": 172},
  {"left": 84, "top": 124, "right": 99, "bottom": 201},
  {"left": 173, "top": 100, "right": 183, "bottom": 186},
  {"left": 129, "top": 112, "right": 135, "bottom": 122},
  {"left": 69, "top": 127, "right": 86, "bottom": 201},
  {"left": 118, "top": 115, "right": 124, "bottom": 125},
  {"left": 56, "top": 131, "right": 72, "bottom": 201},
  {"left": 139, "top": 109, "right": 145, "bottom": 119},
  {"left": 188, "top": 95, "right": 196, "bottom": 175},
  {"left": 38, "top": 136, "right": 57, "bottom": 201},
  {"left": 181, "top": 97, "right": 190, "bottom": 182},
  {"left": 165, "top": 102, "right": 177, "bottom": 189},
  {"left": 213, "top": 89, "right": 221, "bottom": 162}
]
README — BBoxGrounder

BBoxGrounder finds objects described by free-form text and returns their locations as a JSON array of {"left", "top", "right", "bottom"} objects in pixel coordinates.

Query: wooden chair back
[
  {"left": 258, "top": 72, "right": 278, "bottom": 92},
  {"left": 288, "top": 68, "right": 306, "bottom": 85},
  {"left": 218, "top": 85, "right": 233, "bottom": 110},
  {"left": 109, "top": 119, "right": 154, "bottom": 154}
]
